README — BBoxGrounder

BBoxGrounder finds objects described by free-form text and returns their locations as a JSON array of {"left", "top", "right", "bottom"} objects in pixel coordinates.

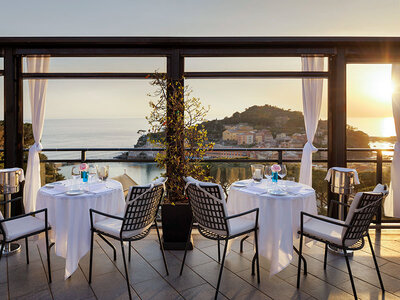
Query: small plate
[
  {"left": 232, "top": 182, "right": 248, "bottom": 188},
  {"left": 268, "top": 189, "right": 288, "bottom": 196},
  {"left": 65, "top": 190, "right": 86, "bottom": 196}
]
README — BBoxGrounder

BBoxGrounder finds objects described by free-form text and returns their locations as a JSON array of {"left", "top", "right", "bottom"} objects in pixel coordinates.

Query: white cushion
[
  {"left": 229, "top": 216, "right": 256, "bottom": 236},
  {"left": 151, "top": 177, "right": 166, "bottom": 185},
  {"left": 302, "top": 216, "right": 344, "bottom": 246},
  {"left": 1, "top": 216, "right": 47, "bottom": 242},
  {"left": 94, "top": 215, "right": 150, "bottom": 239}
]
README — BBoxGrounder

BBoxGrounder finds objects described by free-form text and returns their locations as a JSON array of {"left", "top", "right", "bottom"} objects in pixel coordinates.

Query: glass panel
[
  {"left": 23, "top": 57, "right": 166, "bottom": 73},
  {"left": 185, "top": 57, "right": 328, "bottom": 72}
]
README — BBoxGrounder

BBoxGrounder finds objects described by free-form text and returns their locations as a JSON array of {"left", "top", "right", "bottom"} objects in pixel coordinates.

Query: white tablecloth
[
  {"left": 36, "top": 179, "right": 125, "bottom": 279},
  {"left": 227, "top": 179, "right": 317, "bottom": 276}
]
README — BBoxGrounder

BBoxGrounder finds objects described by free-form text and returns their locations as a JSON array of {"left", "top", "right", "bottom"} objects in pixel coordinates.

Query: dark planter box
[{"left": 161, "top": 203, "right": 193, "bottom": 250}]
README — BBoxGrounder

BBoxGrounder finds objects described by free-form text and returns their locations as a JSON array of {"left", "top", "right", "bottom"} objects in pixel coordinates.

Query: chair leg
[
  {"left": 240, "top": 235, "right": 249, "bottom": 253},
  {"left": 215, "top": 240, "right": 228, "bottom": 300},
  {"left": 88, "top": 230, "right": 95, "bottom": 284},
  {"left": 324, "top": 244, "right": 328, "bottom": 270},
  {"left": 293, "top": 245, "right": 307, "bottom": 275},
  {"left": 120, "top": 240, "right": 132, "bottom": 300},
  {"left": 128, "top": 241, "right": 131, "bottom": 262},
  {"left": 253, "top": 229, "right": 260, "bottom": 283},
  {"left": 251, "top": 253, "right": 256, "bottom": 276},
  {"left": 179, "top": 222, "right": 193, "bottom": 276},
  {"left": 217, "top": 239, "right": 221, "bottom": 263},
  {"left": 367, "top": 234, "right": 385, "bottom": 292},
  {"left": 155, "top": 221, "right": 169, "bottom": 275},
  {"left": 45, "top": 228, "right": 52, "bottom": 283},
  {"left": 98, "top": 233, "right": 117, "bottom": 261},
  {"left": 296, "top": 233, "right": 304, "bottom": 289},
  {"left": 0, "top": 243, "right": 4, "bottom": 261},
  {"left": 25, "top": 237, "right": 29, "bottom": 264},
  {"left": 344, "top": 249, "right": 357, "bottom": 300}
]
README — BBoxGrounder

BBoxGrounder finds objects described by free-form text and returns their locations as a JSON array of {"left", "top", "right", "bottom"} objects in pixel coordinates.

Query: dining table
[
  {"left": 36, "top": 179, "right": 125, "bottom": 279},
  {"left": 227, "top": 179, "right": 318, "bottom": 276}
]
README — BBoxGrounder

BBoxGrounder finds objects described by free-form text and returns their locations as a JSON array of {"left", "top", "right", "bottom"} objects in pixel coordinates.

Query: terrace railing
[{"left": 0, "top": 147, "right": 394, "bottom": 226}]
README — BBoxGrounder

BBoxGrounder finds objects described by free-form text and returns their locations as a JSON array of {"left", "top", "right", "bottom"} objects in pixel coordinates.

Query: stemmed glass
[
  {"left": 264, "top": 166, "right": 272, "bottom": 184},
  {"left": 97, "top": 165, "right": 109, "bottom": 187},
  {"left": 88, "top": 164, "right": 97, "bottom": 183},
  {"left": 278, "top": 164, "right": 287, "bottom": 180},
  {"left": 71, "top": 166, "right": 81, "bottom": 190}
]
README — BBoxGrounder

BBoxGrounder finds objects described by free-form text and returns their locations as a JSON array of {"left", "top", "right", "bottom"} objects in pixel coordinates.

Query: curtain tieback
[
  {"left": 29, "top": 142, "right": 43, "bottom": 154},
  {"left": 303, "top": 141, "right": 318, "bottom": 153}
]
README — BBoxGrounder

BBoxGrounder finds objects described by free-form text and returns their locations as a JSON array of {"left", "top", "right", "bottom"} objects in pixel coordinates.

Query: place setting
[
  {"left": 42, "top": 164, "right": 111, "bottom": 196},
  {"left": 231, "top": 163, "right": 300, "bottom": 197}
]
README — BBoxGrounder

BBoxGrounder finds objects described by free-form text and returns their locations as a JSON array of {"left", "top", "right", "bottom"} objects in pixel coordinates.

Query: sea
[
  {"left": 40, "top": 118, "right": 163, "bottom": 185},
  {"left": 38, "top": 117, "right": 396, "bottom": 183}
]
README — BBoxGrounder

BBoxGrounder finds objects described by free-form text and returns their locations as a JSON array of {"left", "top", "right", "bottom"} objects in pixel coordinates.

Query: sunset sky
[{"left": 0, "top": 0, "right": 400, "bottom": 135}]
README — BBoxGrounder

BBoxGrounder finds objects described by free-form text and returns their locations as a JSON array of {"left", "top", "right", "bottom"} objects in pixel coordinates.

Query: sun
[{"left": 366, "top": 68, "right": 395, "bottom": 103}]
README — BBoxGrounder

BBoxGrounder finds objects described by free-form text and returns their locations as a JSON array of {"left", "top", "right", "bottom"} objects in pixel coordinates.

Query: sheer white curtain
[
  {"left": 23, "top": 56, "right": 50, "bottom": 213},
  {"left": 384, "top": 64, "right": 400, "bottom": 217},
  {"left": 299, "top": 57, "right": 324, "bottom": 186}
]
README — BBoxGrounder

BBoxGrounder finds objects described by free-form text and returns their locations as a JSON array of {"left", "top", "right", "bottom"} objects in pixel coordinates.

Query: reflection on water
[{"left": 57, "top": 162, "right": 163, "bottom": 186}]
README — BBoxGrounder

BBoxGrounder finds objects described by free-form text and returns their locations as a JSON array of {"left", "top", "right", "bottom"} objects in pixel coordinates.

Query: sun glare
[{"left": 367, "top": 74, "right": 395, "bottom": 103}]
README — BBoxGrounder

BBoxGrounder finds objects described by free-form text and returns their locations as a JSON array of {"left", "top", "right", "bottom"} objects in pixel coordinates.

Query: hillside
[{"left": 201, "top": 105, "right": 370, "bottom": 148}]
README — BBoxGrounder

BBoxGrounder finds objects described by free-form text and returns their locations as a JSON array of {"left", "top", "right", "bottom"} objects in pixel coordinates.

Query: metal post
[
  {"left": 327, "top": 50, "right": 347, "bottom": 219},
  {"left": 3, "top": 48, "right": 24, "bottom": 216},
  {"left": 166, "top": 50, "right": 185, "bottom": 200},
  {"left": 376, "top": 150, "right": 383, "bottom": 225}
]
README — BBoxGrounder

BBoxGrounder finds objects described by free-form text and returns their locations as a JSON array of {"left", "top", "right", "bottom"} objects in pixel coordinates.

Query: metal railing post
[
  {"left": 278, "top": 150, "right": 283, "bottom": 165},
  {"left": 81, "top": 150, "right": 87, "bottom": 163},
  {"left": 376, "top": 150, "right": 383, "bottom": 225}
]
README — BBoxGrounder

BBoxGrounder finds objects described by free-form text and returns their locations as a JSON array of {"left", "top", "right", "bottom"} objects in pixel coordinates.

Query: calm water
[
  {"left": 40, "top": 118, "right": 163, "bottom": 184},
  {"left": 38, "top": 117, "right": 395, "bottom": 184}
]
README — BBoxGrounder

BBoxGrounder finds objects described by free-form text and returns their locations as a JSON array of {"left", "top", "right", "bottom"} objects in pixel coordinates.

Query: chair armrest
[
  {"left": 0, "top": 208, "right": 47, "bottom": 224},
  {"left": 225, "top": 208, "right": 259, "bottom": 220},
  {"left": 300, "top": 211, "right": 349, "bottom": 230},
  {"left": 89, "top": 208, "right": 124, "bottom": 229},
  {"left": 0, "top": 196, "right": 23, "bottom": 205},
  {"left": 225, "top": 208, "right": 259, "bottom": 229},
  {"left": 330, "top": 199, "right": 351, "bottom": 208},
  {"left": 328, "top": 199, "right": 350, "bottom": 217}
]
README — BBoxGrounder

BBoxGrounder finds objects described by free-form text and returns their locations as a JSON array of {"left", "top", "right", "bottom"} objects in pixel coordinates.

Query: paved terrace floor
[{"left": 1, "top": 229, "right": 399, "bottom": 300}]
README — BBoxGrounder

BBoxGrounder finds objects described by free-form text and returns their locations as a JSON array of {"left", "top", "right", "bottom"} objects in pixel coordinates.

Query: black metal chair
[
  {"left": 0, "top": 197, "right": 52, "bottom": 283},
  {"left": 89, "top": 180, "right": 169, "bottom": 300},
  {"left": 180, "top": 178, "right": 260, "bottom": 300},
  {"left": 297, "top": 190, "right": 387, "bottom": 299}
]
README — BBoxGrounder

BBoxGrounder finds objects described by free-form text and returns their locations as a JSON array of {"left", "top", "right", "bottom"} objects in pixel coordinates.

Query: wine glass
[
  {"left": 88, "top": 164, "right": 97, "bottom": 183},
  {"left": 264, "top": 165, "right": 273, "bottom": 183},
  {"left": 97, "top": 165, "right": 109, "bottom": 181},
  {"left": 278, "top": 164, "right": 287, "bottom": 180}
]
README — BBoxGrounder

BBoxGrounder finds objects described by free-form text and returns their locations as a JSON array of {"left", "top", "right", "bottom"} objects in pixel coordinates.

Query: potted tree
[{"left": 146, "top": 73, "right": 214, "bottom": 250}]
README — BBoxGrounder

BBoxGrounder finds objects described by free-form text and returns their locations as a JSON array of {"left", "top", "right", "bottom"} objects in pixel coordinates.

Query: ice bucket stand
[
  {"left": 0, "top": 168, "right": 24, "bottom": 256},
  {"left": 327, "top": 167, "right": 358, "bottom": 255}
]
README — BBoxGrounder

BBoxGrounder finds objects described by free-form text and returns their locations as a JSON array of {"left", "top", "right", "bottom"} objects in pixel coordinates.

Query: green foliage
[
  {"left": 0, "top": 120, "right": 65, "bottom": 184},
  {"left": 146, "top": 73, "right": 214, "bottom": 203}
]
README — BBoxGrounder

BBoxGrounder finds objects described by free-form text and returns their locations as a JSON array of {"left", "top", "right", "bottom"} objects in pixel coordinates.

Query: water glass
[
  {"left": 88, "top": 164, "right": 97, "bottom": 183},
  {"left": 251, "top": 164, "right": 264, "bottom": 183}
]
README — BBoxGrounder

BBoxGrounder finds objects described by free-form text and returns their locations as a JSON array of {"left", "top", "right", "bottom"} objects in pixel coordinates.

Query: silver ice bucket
[
  {"left": 0, "top": 168, "right": 24, "bottom": 194},
  {"left": 330, "top": 169, "right": 355, "bottom": 195}
]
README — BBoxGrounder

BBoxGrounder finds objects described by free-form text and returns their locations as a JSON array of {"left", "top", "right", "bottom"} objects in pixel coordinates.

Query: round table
[
  {"left": 36, "top": 179, "right": 125, "bottom": 279},
  {"left": 227, "top": 179, "right": 317, "bottom": 276}
]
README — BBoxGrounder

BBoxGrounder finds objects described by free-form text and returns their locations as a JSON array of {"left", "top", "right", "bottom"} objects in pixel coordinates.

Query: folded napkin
[{"left": 325, "top": 167, "right": 360, "bottom": 184}]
